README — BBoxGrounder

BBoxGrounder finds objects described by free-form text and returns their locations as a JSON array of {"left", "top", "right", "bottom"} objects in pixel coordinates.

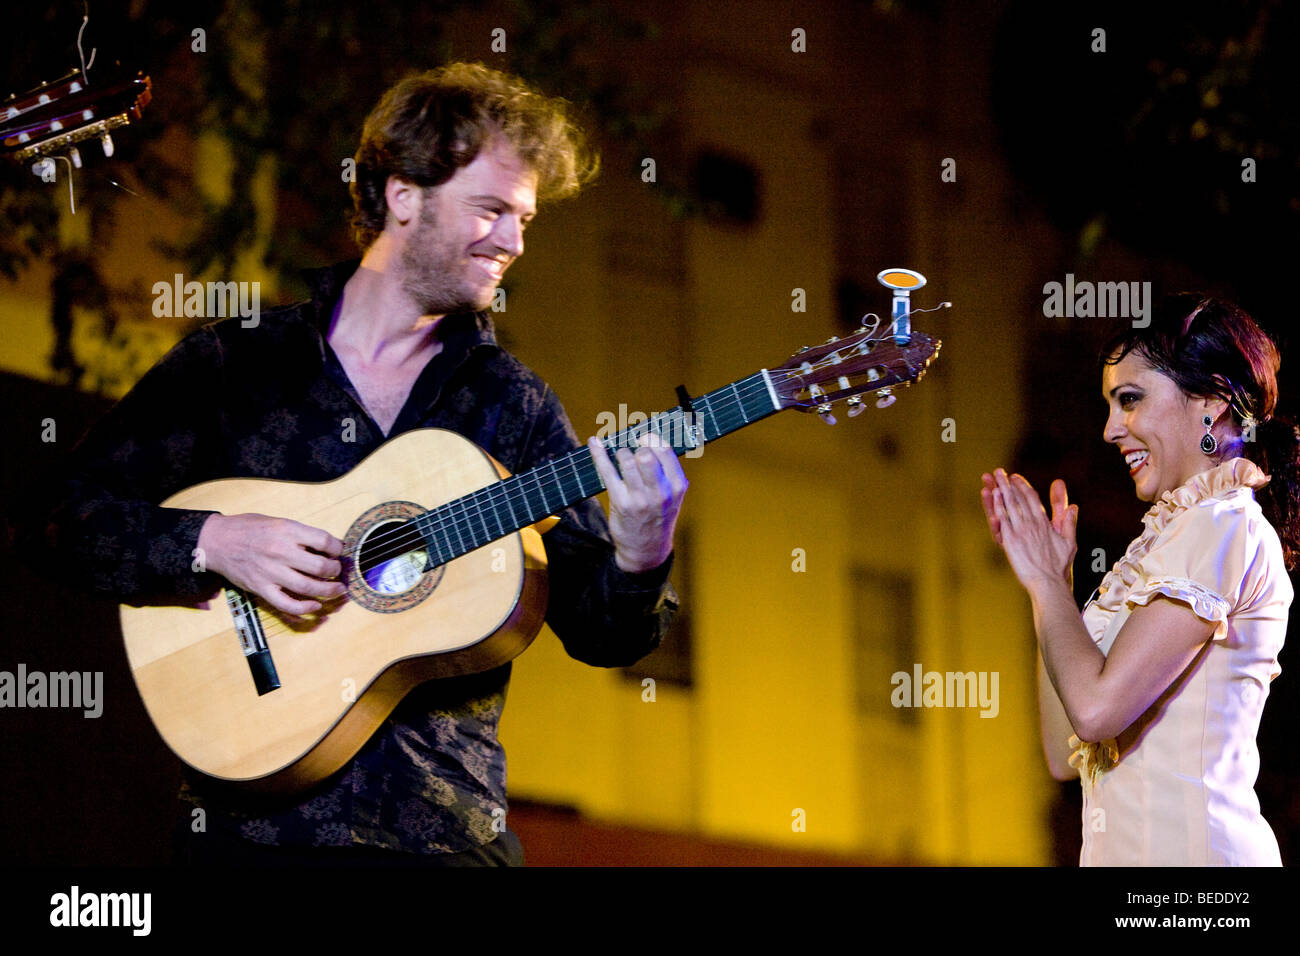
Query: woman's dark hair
[{"left": 1099, "top": 293, "right": 1300, "bottom": 569}]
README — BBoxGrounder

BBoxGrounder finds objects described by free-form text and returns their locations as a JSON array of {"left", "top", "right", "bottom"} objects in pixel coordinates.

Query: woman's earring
[{"left": 1200, "top": 414, "right": 1218, "bottom": 455}]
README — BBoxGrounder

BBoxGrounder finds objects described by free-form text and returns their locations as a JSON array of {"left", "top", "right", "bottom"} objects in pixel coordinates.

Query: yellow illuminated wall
[{"left": 497, "top": 3, "right": 1061, "bottom": 864}]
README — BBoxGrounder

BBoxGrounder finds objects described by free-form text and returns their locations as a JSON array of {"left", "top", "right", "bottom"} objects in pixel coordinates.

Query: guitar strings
[
  {"left": 246, "top": 346, "right": 928, "bottom": 633},
  {"left": 331, "top": 346, "right": 925, "bottom": 569},
  {"left": 246, "top": 381, "right": 778, "bottom": 637},
  {"left": 77, "top": 4, "right": 98, "bottom": 86},
  {"left": 338, "top": 374, "right": 776, "bottom": 563},
  {"left": 324, "top": 348, "right": 924, "bottom": 570},
  {"left": 337, "top": 366, "right": 794, "bottom": 564},
  {"left": 293, "top": 351, "right": 915, "bottom": 574}
]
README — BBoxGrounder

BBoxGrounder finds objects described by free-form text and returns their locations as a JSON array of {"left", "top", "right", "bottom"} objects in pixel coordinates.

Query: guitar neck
[{"left": 410, "top": 370, "right": 780, "bottom": 562}]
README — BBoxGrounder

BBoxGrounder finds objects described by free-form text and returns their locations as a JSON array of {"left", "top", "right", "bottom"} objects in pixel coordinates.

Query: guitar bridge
[{"left": 226, "top": 588, "right": 280, "bottom": 695}]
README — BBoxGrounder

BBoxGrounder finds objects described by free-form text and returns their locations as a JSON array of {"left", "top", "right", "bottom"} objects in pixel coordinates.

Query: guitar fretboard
[{"left": 395, "top": 370, "right": 781, "bottom": 566}]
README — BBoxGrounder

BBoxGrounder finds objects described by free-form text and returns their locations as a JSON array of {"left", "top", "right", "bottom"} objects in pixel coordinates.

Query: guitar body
[{"left": 119, "top": 428, "right": 550, "bottom": 793}]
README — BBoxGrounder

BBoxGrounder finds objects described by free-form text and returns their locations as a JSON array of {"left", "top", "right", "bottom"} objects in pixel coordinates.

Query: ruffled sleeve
[{"left": 1126, "top": 500, "right": 1259, "bottom": 641}]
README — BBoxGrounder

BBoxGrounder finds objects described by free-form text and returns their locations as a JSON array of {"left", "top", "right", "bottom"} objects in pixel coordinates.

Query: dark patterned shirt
[{"left": 21, "top": 260, "right": 677, "bottom": 855}]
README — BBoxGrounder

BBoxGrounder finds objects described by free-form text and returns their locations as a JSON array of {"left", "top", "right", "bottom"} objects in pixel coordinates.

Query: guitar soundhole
[
  {"left": 343, "top": 501, "right": 444, "bottom": 613},
  {"left": 358, "top": 521, "right": 427, "bottom": 595}
]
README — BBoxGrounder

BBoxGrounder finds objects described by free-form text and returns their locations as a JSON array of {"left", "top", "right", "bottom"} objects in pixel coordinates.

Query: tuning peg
[
  {"left": 876, "top": 389, "right": 896, "bottom": 409},
  {"left": 817, "top": 403, "right": 836, "bottom": 425},
  {"left": 846, "top": 396, "right": 865, "bottom": 417},
  {"left": 68, "top": 147, "right": 82, "bottom": 169},
  {"left": 101, "top": 133, "right": 114, "bottom": 157}
]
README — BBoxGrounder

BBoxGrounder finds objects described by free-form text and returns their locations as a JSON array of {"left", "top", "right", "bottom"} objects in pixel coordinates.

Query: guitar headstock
[
  {"left": 1, "top": 69, "right": 152, "bottom": 168},
  {"left": 771, "top": 327, "right": 942, "bottom": 421}
]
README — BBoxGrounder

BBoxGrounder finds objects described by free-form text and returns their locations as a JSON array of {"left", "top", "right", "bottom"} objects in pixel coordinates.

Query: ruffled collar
[
  {"left": 1139, "top": 457, "right": 1269, "bottom": 537},
  {"left": 1094, "top": 457, "right": 1267, "bottom": 611}
]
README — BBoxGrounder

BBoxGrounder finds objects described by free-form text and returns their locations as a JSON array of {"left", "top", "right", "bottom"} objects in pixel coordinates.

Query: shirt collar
[
  {"left": 1140, "top": 456, "right": 1269, "bottom": 533},
  {"left": 298, "top": 259, "right": 500, "bottom": 359}
]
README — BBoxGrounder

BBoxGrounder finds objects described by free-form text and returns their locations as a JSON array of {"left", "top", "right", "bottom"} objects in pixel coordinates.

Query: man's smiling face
[{"left": 398, "top": 137, "right": 538, "bottom": 316}]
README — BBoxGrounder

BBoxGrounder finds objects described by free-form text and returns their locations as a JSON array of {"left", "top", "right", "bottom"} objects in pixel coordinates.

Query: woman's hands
[{"left": 980, "top": 469, "right": 1078, "bottom": 593}]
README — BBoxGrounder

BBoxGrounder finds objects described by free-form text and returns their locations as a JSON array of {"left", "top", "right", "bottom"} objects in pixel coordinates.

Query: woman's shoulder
[
  {"left": 1163, "top": 485, "right": 1277, "bottom": 555},
  {"left": 1150, "top": 486, "right": 1292, "bottom": 611}
]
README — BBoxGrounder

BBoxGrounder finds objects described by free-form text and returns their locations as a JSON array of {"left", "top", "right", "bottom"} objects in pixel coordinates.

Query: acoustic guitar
[{"left": 120, "top": 320, "right": 941, "bottom": 792}]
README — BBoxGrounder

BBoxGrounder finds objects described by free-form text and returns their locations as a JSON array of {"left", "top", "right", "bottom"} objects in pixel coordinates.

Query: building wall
[{"left": 493, "top": 1, "right": 1061, "bottom": 863}]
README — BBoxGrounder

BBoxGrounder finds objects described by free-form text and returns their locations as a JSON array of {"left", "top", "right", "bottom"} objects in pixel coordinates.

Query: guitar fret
[
  {"left": 541, "top": 462, "right": 560, "bottom": 515},
  {"left": 576, "top": 451, "right": 598, "bottom": 497},
  {"left": 487, "top": 488, "right": 505, "bottom": 540},
  {"left": 519, "top": 472, "right": 535, "bottom": 521},
  {"left": 451, "top": 510, "right": 467, "bottom": 555},
  {"left": 458, "top": 502, "right": 476, "bottom": 552},
  {"left": 441, "top": 512, "right": 459, "bottom": 555},
  {"left": 483, "top": 489, "right": 502, "bottom": 541},
  {"left": 501, "top": 478, "right": 521, "bottom": 529},
  {"left": 656, "top": 411, "right": 679, "bottom": 453},
  {"left": 730, "top": 382, "right": 749, "bottom": 424},
  {"left": 414, "top": 513, "right": 437, "bottom": 563},
  {"left": 473, "top": 493, "right": 489, "bottom": 546},
  {"left": 700, "top": 398, "right": 720, "bottom": 443},
  {"left": 483, "top": 492, "right": 498, "bottom": 542},
  {"left": 435, "top": 518, "right": 453, "bottom": 565},
  {"left": 561, "top": 452, "right": 579, "bottom": 499},
  {"left": 759, "top": 368, "right": 781, "bottom": 412},
  {"left": 529, "top": 467, "right": 549, "bottom": 520}
]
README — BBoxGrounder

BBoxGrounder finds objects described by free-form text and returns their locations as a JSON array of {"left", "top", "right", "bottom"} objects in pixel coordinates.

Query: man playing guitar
[{"left": 23, "top": 62, "right": 686, "bottom": 866}]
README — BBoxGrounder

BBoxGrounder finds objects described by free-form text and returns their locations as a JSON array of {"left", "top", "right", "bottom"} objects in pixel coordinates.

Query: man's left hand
[{"left": 586, "top": 433, "right": 688, "bottom": 573}]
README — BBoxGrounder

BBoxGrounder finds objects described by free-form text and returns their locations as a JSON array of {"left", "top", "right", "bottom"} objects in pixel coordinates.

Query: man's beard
[{"left": 399, "top": 194, "right": 490, "bottom": 315}]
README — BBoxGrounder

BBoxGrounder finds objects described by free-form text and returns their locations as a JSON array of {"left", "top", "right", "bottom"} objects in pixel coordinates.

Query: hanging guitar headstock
[
  {"left": 1, "top": 69, "right": 152, "bottom": 173},
  {"left": 772, "top": 268, "right": 946, "bottom": 424}
]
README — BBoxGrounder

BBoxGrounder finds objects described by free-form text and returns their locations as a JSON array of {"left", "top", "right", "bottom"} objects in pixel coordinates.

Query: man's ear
[{"left": 384, "top": 177, "right": 422, "bottom": 228}]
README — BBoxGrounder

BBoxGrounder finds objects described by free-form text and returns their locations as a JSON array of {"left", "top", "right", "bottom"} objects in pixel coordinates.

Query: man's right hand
[{"left": 197, "top": 513, "right": 346, "bottom": 616}]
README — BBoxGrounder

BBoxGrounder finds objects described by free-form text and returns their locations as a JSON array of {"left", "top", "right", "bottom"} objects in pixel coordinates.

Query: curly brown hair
[{"left": 349, "top": 62, "right": 598, "bottom": 249}]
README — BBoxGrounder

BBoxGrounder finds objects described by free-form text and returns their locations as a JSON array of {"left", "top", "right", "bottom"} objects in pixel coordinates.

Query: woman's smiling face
[{"left": 1102, "top": 351, "right": 1227, "bottom": 501}]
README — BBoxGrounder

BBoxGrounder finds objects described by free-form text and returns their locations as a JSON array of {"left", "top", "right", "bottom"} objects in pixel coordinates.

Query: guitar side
[{"left": 119, "top": 428, "right": 550, "bottom": 792}]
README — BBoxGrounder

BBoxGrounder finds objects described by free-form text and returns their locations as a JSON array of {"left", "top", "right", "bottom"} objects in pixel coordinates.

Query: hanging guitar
[
  {"left": 120, "top": 274, "right": 944, "bottom": 793},
  {"left": 1, "top": 68, "right": 151, "bottom": 180}
]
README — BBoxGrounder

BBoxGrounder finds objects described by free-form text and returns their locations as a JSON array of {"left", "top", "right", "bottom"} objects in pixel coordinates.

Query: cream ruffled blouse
[{"left": 1070, "top": 457, "right": 1271, "bottom": 788}]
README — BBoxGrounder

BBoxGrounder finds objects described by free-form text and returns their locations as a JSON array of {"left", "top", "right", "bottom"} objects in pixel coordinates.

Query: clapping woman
[{"left": 981, "top": 294, "right": 1297, "bottom": 865}]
